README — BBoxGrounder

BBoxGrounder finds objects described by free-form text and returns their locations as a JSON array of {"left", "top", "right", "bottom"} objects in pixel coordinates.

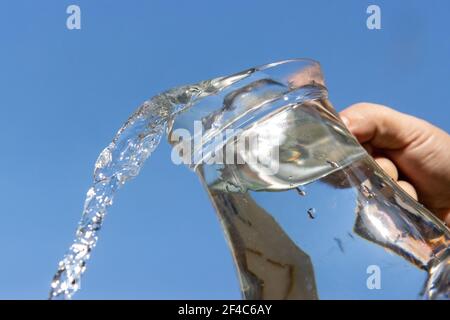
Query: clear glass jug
[{"left": 168, "top": 59, "right": 449, "bottom": 300}]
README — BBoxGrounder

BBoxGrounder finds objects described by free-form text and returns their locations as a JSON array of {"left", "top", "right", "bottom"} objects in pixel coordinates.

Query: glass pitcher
[{"left": 168, "top": 59, "right": 449, "bottom": 300}]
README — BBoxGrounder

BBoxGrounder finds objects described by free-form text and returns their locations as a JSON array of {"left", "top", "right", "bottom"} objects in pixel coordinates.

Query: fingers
[
  {"left": 397, "top": 180, "right": 418, "bottom": 200},
  {"left": 375, "top": 157, "right": 418, "bottom": 200},
  {"left": 374, "top": 157, "right": 398, "bottom": 180},
  {"left": 340, "top": 103, "right": 428, "bottom": 150}
]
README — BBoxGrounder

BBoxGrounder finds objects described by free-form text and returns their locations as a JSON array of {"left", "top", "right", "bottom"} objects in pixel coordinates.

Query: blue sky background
[{"left": 0, "top": 0, "right": 449, "bottom": 299}]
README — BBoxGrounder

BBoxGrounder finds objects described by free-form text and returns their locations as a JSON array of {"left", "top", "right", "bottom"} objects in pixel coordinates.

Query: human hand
[{"left": 340, "top": 103, "right": 450, "bottom": 225}]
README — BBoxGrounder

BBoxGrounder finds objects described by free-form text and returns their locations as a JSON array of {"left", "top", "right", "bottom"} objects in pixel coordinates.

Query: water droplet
[
  {"left": 334, "top": 237, "right": 345, "bottom": 253},
  {"left": 361, "top": 184, "right": 375, "bottom": 199},
  {"left": 296, "top": 187, "right": 306, "bottom": 196},
  {"left": 326, "top": 160, "right": 339, "bottom": 168},
  {"left": 307, "top": 208, "right": 316, "bottom": 219},
  {"left": 288, "top": 176, "right": 294, "bottom": 187}
]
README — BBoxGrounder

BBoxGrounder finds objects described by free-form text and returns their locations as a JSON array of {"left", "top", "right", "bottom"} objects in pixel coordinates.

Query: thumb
[{"left": 339, "top": 103, "right": 429, "bottom": 150}]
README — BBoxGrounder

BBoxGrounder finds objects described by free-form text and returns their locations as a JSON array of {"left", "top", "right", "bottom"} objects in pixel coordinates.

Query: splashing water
[{"left": 48, "top": 77, "right": 231, "bottom": 299}]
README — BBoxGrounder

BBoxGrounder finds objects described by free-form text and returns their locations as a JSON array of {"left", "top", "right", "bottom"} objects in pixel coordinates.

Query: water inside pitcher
[{"left": 168, "top": 59, "right": 450, "bottom": 299}]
